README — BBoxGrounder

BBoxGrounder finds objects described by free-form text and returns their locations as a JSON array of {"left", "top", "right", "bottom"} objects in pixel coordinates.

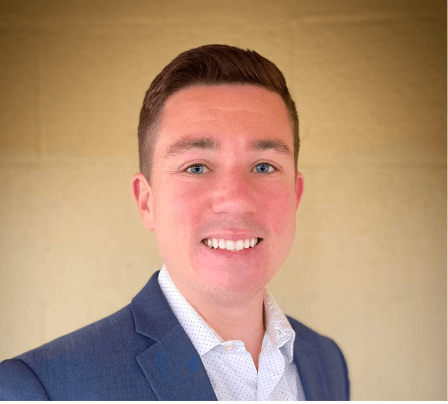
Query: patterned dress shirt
[{"left": 158, "top": 264, "right": 306, "bottom": 400}]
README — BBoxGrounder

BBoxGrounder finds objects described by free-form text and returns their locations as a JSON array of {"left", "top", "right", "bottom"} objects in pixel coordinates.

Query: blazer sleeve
[{"left": 0, "top": 359, "right": 49, "bottom": 401}]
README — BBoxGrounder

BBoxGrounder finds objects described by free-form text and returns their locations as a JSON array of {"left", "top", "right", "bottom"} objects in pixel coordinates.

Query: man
[{"left": 0, "top": 44, "right": 349, "bottom": 400}]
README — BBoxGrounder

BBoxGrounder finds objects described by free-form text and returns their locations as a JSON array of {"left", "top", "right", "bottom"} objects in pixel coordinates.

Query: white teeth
[
  {"left": 203, "top": 237, "right": 260, "bottom": 251},
  {"left": 235, "top": 240, "right": 244, "bottom": 251}
]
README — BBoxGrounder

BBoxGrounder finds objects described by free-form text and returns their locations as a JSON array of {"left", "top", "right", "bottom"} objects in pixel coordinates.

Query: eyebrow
[{"left": 164, "top": 136, "right": 293, "bottom": 160}]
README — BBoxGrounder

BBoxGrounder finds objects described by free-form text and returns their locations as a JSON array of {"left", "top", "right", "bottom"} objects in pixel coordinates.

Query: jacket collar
[{"left": 131, "top": 270, "right": 217, "bottom": 401}]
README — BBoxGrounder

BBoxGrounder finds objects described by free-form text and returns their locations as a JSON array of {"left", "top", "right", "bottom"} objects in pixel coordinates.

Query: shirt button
[{"left": 224, "top": 343, "right": 235, "bottom": 352}]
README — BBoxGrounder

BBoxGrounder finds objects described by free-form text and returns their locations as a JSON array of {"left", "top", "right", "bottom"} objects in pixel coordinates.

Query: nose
[{"left": 211, "top": 170, "right": 258, "bottom": 215}]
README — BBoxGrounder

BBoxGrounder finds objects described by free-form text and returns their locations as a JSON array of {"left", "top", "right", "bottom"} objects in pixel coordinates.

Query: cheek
[
  {"left": 173, "top": 186, "right": 202, "bottom": 215},
  {"left": 159, "top": 184, "right": 203, "bottom": 238},
  {"left": 263, "top": 182, "right": 297, "bottom": 270},
  {"left": 263, "top": 182, "right": 296, "bottom": 236}
]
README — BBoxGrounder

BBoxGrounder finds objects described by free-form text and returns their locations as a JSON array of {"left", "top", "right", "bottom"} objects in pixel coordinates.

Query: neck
[
  {"left": 175, "top": 278, "right": 267, "bottom": 371},
  {"left": 193, "top": 289, "right": 266, "bottom": 339}
]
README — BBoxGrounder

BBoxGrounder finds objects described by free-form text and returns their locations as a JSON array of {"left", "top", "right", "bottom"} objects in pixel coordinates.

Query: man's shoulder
[
  {"left": 286, "top": 314, "right": 350, "bottom": 400},
  {"left": 286, "top": 313, "right": 348, "bottom": 367},
  {"left": 17, "top": 305, "right": 136, "bottom": 362},
  {"left": 286, "top": 314, "right": 343, "bottom": 352},
  {"left": 0, "top": 304, "right": 155, "bottom": 400},
  {"left": 0, "top": 358, "right": 49, "bottom": 400}
]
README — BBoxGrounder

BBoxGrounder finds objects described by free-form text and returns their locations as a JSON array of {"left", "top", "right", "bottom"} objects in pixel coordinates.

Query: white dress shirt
[{"left": 158, "top": 264, "right": 306, "bottom": 401}]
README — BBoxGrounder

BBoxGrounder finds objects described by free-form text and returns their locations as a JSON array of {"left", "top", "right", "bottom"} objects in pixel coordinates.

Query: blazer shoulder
[
  {"left": 286, "top": 315, "right": 350, "bottom": 400},
  {"left": 286, "top": 314, "right": 345, "bottom": 356},
  {"left": 2, "top": 305, "right": 154, "bottom": 400},
  {"left": 18, "top": 304, "right": 136, "bottom": 363},
  {"left": 0, "top": 358, "right": 49, "bottom": 400}
]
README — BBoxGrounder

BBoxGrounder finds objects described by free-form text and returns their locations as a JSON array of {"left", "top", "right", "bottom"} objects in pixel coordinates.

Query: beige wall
[{"left": 0, "top": 0, "right": 446, "bottom": 400}]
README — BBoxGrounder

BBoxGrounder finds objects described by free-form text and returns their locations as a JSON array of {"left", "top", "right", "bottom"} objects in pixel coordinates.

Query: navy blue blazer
[{"left": 0, "top": 270, "right": 350, "bottom": 400}]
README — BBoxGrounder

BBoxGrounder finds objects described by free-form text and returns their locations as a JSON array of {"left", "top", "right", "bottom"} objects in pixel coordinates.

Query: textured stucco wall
[{"left": 0, "top": 0, "right": 446, "bottom": 400}]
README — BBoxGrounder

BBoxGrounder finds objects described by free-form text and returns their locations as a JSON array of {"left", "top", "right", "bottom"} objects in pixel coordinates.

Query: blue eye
[
  {"left": 187, "top": 164, "right": 208, "bottom": 175},
  {"left": 255, "top": 162, "right": 275, "bottom": 174},
  {"left": 186, "top": 163, "right": 276, "bottom": 175}
]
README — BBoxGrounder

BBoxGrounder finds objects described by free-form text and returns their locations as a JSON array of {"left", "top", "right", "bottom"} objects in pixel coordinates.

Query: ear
[
  {"left": 295, "top": 172, "right": 304, "bottom": 210},
  {"left": 131, "top": 172, "right": 155, "bottom": 231}
]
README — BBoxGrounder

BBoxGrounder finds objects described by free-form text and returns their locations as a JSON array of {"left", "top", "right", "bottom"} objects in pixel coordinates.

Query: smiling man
[{"left": 0, "top": 45, "right": 349, "bottom": 400}]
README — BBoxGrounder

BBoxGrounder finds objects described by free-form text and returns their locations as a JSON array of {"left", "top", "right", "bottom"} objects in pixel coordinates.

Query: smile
[{"left": 201, "top": 238, "right": 263, "bottom": 252}]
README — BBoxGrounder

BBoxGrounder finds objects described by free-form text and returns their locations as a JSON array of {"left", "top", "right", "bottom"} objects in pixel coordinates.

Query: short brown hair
[{"left": 138, "top": 44, "right": 300, "bottom": 183}]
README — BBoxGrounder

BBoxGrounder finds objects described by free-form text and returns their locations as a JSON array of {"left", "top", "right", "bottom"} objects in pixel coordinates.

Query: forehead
[
  {"left": 161, "top": 84, "right": 290, "bottom": 126},
  {"left": 156, "top": 84, "right": 293, "bottom": 153}
]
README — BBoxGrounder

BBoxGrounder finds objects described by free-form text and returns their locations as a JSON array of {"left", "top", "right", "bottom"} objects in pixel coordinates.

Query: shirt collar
[
  {"left": 263, "top": 290, "right": 296, "bottom": 363},
  {"left": 158, "top": 264, "right": 296, "bottom": 363}
]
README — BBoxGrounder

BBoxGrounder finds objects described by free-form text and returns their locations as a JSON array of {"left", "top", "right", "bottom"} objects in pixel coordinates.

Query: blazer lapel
[
  {"left": 131, "top": 271, "right": 217, "bottom": 401},
  {"left": 136, "top": 324, "right": 217, "bottom": 400}
]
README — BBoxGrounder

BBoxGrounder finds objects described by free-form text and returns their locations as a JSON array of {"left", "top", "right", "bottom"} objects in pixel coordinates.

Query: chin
[{"left": 191, "top": 253, "right": 276, "bottom": 296}]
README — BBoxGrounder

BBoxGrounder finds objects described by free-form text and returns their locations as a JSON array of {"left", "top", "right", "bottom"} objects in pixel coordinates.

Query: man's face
[{"left": 134, "top": 84, "right": 304, "bottom": 301}]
